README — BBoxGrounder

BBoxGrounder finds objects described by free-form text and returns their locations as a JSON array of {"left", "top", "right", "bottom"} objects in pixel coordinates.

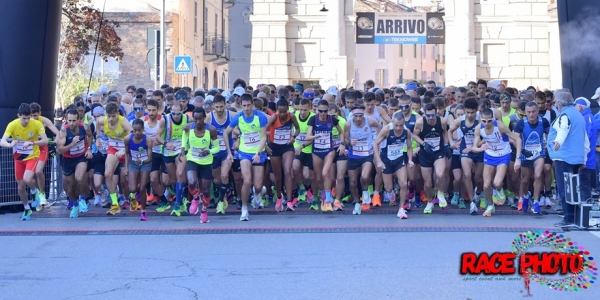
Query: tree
[
  {"left": 61, "top": 0, "right": 123, "bottom": 69},
  {"left": 56, "top": 61, "right": 115, "bottom": 108}
]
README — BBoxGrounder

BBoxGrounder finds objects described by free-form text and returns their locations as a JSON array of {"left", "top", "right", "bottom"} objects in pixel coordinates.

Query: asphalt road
[{"left": 0, "top": 203, "right": 598, "bottom": 300}]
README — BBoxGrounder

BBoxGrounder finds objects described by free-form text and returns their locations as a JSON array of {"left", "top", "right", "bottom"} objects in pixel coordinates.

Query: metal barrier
[{"left": 0, "top": 145, "right": 66, "bottom": 207}]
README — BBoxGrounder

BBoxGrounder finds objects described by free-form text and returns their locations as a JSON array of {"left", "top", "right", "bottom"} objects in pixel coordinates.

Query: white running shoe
[{"left": 352, "top": 203, "right": 361, "bottom": 215}]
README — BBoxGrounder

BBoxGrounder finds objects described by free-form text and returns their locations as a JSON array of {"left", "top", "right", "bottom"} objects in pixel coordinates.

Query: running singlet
[
  {"left": 210, "top": 111, "right": 231, "bottom": 156},
  {"left": 309, "top": 115, "right": 338, "bottom": 154},
  {"left": 143, "top": 115, "right": 163, "bottom": 154},
  {"left": 103, "top": 116, "right": 126, "bottom": 151},
  {"left": 332, "top": 116, "right": 346, "bottom": 149},
  {"left": 5, "top": 119, "right": 44, "bottom": 161},
  {"left": 501, "top": 108, "right": 515, "bottom": 127},
  {"left": 185, "top": 124, "right": 213, "bottom": 165},
  {"left": 365, "top": 108, "right": 381, "bottom": 142},
  {"left": 97, "top": 129, "right": 109, "bottom": 155},
  {"left": 129, "top": 134, "right": 149, "bottom": 162},
  {"left": 419, "top": 116, "right": 443, "bottom": 152},
  {"left": 479, "top": 120, "right": 511, "bottom": 157},
  {"left": 381, "top": 123, "right": 407, "bottom": 161},
  {"left": 459, "top": 117, "right": 479, "bottom": 152},
  {"left": 518, "top": 116, "right": 546, "bottom": 161},
  {"left": 163, "top": 114, "right": 189, "bottom": 157},
  {"left": 403, "top": 112, "right": 418, "bottom": 152},
  {"left": 293, "top": 111, "right": 313, "bottom": 154},
  {"left": 62, "top": 122, "right": 88, "bottom": 159},
  {"left": 231, "top": 110, "right": 267, "bottom": 154},
  {"left": 269, "top": 112, "right": 293, "bottom": 145},
  {"left": 348, "top": 119, "right": 373, "bottom": 159}
]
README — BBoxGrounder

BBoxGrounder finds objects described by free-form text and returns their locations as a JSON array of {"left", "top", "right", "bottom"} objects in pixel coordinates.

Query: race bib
[
  {"left": 424, "top": 137, "right": 440, "bottom": 151},
  {"left": 243, "top": 131, "right": 260, "bottom": 148},
  {"left": 164, "top": 139, "right": 182, "bottom": 156},
  {"left": 14, "top": 141, "right": 33, "bottom": 155},
  {"left": 464, "top": 135, "right": 474, "bottom": 148},
  {"left": 131, "top": 149, "right": 149, "bottom": 162},
  {"left": 70, "top": 140, "right": 85, "bottom": 156},
  {"left": 353, "top": 139, "right": 370, "bottom": 157},
  {"left": 191, "top": 147, "right": 207, "bottom": 159},
  {"left": 314, "top": 133, "right": 331, "bottom": 149},
  {"left": 273, "top": 128, "right": 291, "bottom": 145},
  {"left": 332, "top": 136, "right": 341, "bottom": 148},
  {"left": 525, "top": 144, "right": 542, "bottom": 160},
  {"left": 108, "top": 138, "right": 125, "bottom": 151},
  {"left": 296, "top": 133, "right": 307, "bottom": 145},
  {"left": 218, "top": 136, "right": 226, "bottom": 151},
  {"left": 387, "top": 143, "right": 403, "bottom": 160}
]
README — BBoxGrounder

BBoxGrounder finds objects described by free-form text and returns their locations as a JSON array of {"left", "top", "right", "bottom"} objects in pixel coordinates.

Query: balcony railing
[{"left": 203, "top": 35, "right": 229, "bottom": 60}]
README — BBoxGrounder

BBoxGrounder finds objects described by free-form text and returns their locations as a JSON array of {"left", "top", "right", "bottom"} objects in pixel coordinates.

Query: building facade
[{"left": 88, "top": 0, "right": 230, "bottom": 90}]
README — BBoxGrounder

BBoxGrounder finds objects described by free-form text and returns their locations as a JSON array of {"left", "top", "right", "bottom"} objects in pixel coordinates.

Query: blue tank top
[
  {"left": 380, "top": 123, "right": 407, "bottom": 161},
  {"left": 521, "top": 116, "right": 545, "bottom": 161},
  {"left": 64, "top": 123, "right": 87, "bottom": 158},
  {"left": 210, "top": 111, "right": 231, "bottom": 157},
  {"left": 129, "top": 134, "right": 149, "bottom": 161},
  {"left": 311, "top": 115, "right": 335, "bottom": 155},
  {"left": 459, "top": 118, "right": 479, "bottom": 151}
]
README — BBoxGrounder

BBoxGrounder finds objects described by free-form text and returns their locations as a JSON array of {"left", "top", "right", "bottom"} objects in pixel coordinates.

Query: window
[
  {"left": 377, "top": 69, "right": 388, "bottom": 87},
  {"left": 413, "top": 69, "right": 417, "bottom": 81},
  {"left": 378, "top": 44, "right": 385, "bottom": 59},
  {"left": 422, "top": 71, "right": 426, "bottom": 81},
  {"left": 398, "top": 69, "right": 403, "bottom": 83},
  {"left": 194, "top": 1, "right": 198, "bottom": 34},
  {"left": 215, "top": 13, "right": 218, "bottom": 36},
  {"left": 422, "top": 45, "right": 426, "bottom": 58},
  {"left": 399, "top": 45, "right": 403, "bottom": 57},
  {"left": 203, "top": 6, "right": 208, "bottom": 43},
  {"left": 413, "top": 45, "right": 417, "bottom": 58}
]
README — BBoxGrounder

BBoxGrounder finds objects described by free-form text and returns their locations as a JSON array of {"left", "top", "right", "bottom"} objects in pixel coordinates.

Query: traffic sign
[{"left": 174, "top": 56, "right": 192, "bottom": 74}]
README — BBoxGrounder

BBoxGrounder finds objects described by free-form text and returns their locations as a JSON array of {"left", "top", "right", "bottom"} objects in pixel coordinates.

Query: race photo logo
[{"left": 459, "top": 231, "right": 597, "bottom": 293}]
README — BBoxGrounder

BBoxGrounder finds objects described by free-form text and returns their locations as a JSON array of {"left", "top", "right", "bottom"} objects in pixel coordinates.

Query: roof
[{"left": 355, "top": 0, "right": 414, "bottom": 13}]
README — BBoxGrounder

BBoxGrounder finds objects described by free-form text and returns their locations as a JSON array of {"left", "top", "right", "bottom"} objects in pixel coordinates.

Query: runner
[
  {"left": 343, "top": 103, "right": 381, "bottom": 215},
  {"left": 373, "top": 112, "right": 413, "bottom": 219},
  {"left": 29, "top": 102, "right": 60, "bottom": 210},
  {"left": 292, "top": 98, "right": 315, "bottom": 205},
  {"left": 471, "top": 108, "right": 522, "bottom": 217},
  {"left": 56, "top": 109, "right": 93, "bottom": 218},
  {"left": 399, "top": 95, "right": 422, "bottom": 207},
  {"left": 307, "top": 99, "right": 345, "bottom": 211},
  {"left": 513, "top": 102, "right": 550, "bottom": 214},
  {"left": 183, "top": 107, "right": 219, "bottom": 223},
  {"left": 448, "top": 98, "right": 484, "bottom": 214},
  {"left": 265, "top": 98, "right": 300, "bottom": 212},
  {"left": 124, "top": 119, "right": 153, "bottom": 220},
  {"left": 412, "top": 103, "right": 452, "bottom": 214},
  {"left": 143, "top": 99, "right": 167, "bottom": 207},
  {"left": 206, "top": 95, "right": 235, "bottom": 214},
  {"left": 223, "top": 93, "right": 268, "bottom": 221},
  {"left": 329, "top": 103, "right": 348, "bottom": 210},
  {"left": 97, "top": 103, "right": 134, "bottom": 215}
]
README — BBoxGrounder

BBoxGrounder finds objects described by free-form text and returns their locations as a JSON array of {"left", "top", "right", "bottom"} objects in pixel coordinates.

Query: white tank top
[
  {"left": 479, "top": 120, "right": 511, "bottom": 157},
  {"left": 144, "top": 115, "right": 163, "bottom": 153}
]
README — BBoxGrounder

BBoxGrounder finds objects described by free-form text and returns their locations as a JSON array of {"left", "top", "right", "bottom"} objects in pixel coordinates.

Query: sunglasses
[
  {"left": 171, "top": 112, "right": 183, "bottom": 116},
  {"left": 400, "top": 105, "right": 410, "bottom": 110},
  {"left": 425, "top": 113, "right": 436, "bottom": 118},
  {"left": 480, "top": 119, "right": 494, "bottom": 123},
  {"left": 318, "top": 109, "right": 328, "bottom": 113},
  {"left": 133, "top": 107, "right": 144, "bottom": 111}
]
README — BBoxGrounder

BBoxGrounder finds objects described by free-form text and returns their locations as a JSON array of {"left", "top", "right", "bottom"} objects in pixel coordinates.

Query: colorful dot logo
[{"left": 511, "top": 230, "right": 597, "bottom": 291}]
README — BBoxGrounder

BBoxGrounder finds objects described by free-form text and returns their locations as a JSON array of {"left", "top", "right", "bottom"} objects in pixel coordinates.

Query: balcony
[{"left": 203, "top": 35, "right": 229, "bottom": 65}]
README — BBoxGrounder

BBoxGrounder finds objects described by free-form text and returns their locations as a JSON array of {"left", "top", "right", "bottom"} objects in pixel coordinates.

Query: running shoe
[
  {"left": 397, "top": 208, "right": 408, "bottom": 219},
  {"left": 372, "top": 194, "right": 382, "bottom": 207},
  {"left": 252, "top": 186, "right": 265, "bottom": 209},
  {"left": 156, "top": 202, "right": 171, "bottom": 213},
  {"left": 368, "top": 184, "right": 374, "bottom": 196},
  {"left": 389, "top": 193, "right": 397, "bottom": 206},
  {"left": 483, "top": 205, "right": 495, "bottom": 217},
  {"left": 190, "top": 196, "right": 200, "bottom": 215},
  {"left": 70, "top": 206, "right": 79, "bottom": 218},
  {"left": 403, "top": 200, "right": 411, "bottom": 211},
  {"left": 180, "top": 197, "right": 189, "bottom": 212},
  {"left": 140, "top": 211, "right": 148, "bottom": 221},
  {"left": 66, "top": 199, "right": 74, "bottom": 210},
  {"left": 414, "top": 194, "right": 422, "bottom": 208},
  {"left": 21, "top": 209, "right": 32, "bottom": 221},
  {"left": 216, "top": 201, "right": 225, "bottom": 214},
  {"left": 420, "top": 190, "right": 428, "bottom": 203},
  {"left": 309, "top": 203, "right": 319, "bottom": 211},
  {"left": 306, "top": 189, "right": 314, "bottom": 204},
  {"left": 352, "top": 203, "right": 361, "bottom": 215},
  {"left": 479, "top": 195, "right": 487, "bottom": 209},
  {"left": 361, "top": 203, "right": 371, "bottom": 211},
  {"left": 38, "top": 192, "right": 48, "bottom": 209},
  {"left": 260, "top": 197, "right": 268, "bottom": 209},
  {"left": 106, "top": 205, "right": 121, "bottom": 215},
  {"left": 521, "top": 196, "right": 530, "bottom": 212},
  {"left": 532, "top": 201, "right": 541, "bottom": 214},
  {"left": 286, "top": 201, "right": 295, "bottom": 211},
  {"left": 496, "top": 189, "right": 506, "bottom": 205},
  {"left": 275, "top": 196, "right": 284, "bottom": 212},
  {"left": 423, "top": 202, "right": 434, "bottom": 214},
  {"left": 171, "top": 203, "right": 182, "bottom": 217},
  {"left": 458, "top": 199, "right": 466, "bottom": 209},
  {"left": 291, "top": 197, "right": 299, "bottom": 208},
  {"left": 129, "top": 199, "right": 139, "bottom": 212},
  {"left": 94, "top": 195, "right": 101, "bottom": 206},
  {"left": 79, "top": 199, "right": 89, "bottom": 213},
  {"left": 298, "top": 185, "right": 307, "bottom": 201},
  {"left": 333, "top": 200, "right": 343, "bottom": 211},
  {"left": 508, "top": 198, "right": 518, "bottom": 209},
  {"left": 342, "top": 194, "right": 351, "bottom": 203},
  {"left": 362, "top": 191, "right": 371, "bottom": 205},
  {"left": 437, "top": 192, "right": 447, "bottom": 208},
  {"left": 200, "top": 209, "right": 209, "bottom": 223},
  {"left": 323, "top": 202, "right": 333, "bottom": 212},
  {"left": 240, "top": 207, "right": 249, "bottom": 221},
  {"left": 122, "top": 201, "right": 130, "bottom": 210},
  {"left": 451, "top": 193, "right": 459, "bottom": 206},
  {"left": 406, "top": 189, "right": 415, "bottom": 202},
  {"left": 469, "top": 202, "right": 477, "bottom": 214}
]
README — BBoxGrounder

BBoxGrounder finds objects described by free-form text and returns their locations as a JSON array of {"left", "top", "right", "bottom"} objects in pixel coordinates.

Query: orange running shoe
[
  {"left": 372, "top": 194, "right": 382, "bottom": 207},
  {"left": 361, "top": 203, "right": 371, "bottom": 211},
  {"left": 420, "top": 190, "right": 429, "bottom": 203}
]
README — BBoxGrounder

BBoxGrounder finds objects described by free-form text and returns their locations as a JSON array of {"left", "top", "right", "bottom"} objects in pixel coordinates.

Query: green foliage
[{"left": 56, "top": 62, "right": 115, "bottom": 107}]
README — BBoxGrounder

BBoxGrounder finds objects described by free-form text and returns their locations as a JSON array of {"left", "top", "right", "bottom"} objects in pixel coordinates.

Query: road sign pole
[{"left": 160, "top": 0, "right": 166, "bottom": 87}]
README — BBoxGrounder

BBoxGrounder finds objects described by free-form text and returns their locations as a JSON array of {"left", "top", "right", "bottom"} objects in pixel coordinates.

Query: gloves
[
  {"left": 522, "top": 149, "right": 533, "bottom": 158},
  {"left": 423, "top": 143, "right": 434, "bottom": 154},
  {"left": 444, "top": 145, "right": 452, "bottom": 159}
]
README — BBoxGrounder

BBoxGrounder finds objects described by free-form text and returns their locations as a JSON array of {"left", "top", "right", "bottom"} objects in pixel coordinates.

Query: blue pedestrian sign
[{"left": 174, "top": 56, "right": 192, "bottom": 74}]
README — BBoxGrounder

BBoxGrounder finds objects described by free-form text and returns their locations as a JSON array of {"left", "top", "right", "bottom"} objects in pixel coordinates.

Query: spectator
[
  {"left": 575, "top": 98, "right": 599, "bottom": 194},
  {"left": 548, "top": 91, "right": 589, "bottom": 228}
]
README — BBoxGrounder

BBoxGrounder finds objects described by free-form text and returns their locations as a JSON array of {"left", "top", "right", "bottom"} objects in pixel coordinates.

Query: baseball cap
[
  {"left": 592, "top": 87, "right": 600, "bottom": 100},
  {"left": 326, "top": 86, "right": 338, "bottom": 96},
  {"left": 312, "top": 98, "right": 321, "bottom": 106},
  {"left": 98, "top": 85, "right": 108, "bottom": 94},
  {"left": 575, "top": 97, "right": 590, "bottom": 107},
  {"left": 205, "top": 95, "right": 215, "bottom": 102},
  {"left": 406, "top": 83, "right": 418, "bottom": 91},
  {"left": 233, "top": 87, "right": 245, "bottom": 96}
]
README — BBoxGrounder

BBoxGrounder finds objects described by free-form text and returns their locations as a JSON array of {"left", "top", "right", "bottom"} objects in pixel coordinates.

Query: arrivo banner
[{"left": 355, "top": 12, "right": 445, "bottom": 44}]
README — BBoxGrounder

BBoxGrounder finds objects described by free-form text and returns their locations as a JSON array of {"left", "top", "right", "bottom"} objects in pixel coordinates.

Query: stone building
[{"left": 88, "top": 0, "right": 230, "bottom": 90}]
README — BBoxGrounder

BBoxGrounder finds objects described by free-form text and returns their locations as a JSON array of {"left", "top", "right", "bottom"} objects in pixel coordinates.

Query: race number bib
[
  {"left": 164, "top": 139, "right": 182, "bottom": 156},
  {"left": 273, "top": 128, "right": 291, "bottom": 145},
  {"left": 69, "top": 140, "right": 85, "bottom": 156},
  {"left": 243, "top": 131, "right": 260, "bottom": 148},
  {"left": 314, "top": 133, "right": 331, "bottom": 150},
  {"left": 525, "top": 144, "right": 542, "bottom": 160},
  {"left": 353, "top": 139, "right": 370, "bottom": 157},
  {"left": 424, "top": 137, "right": 440, "bottom": 151},
  {"left": 191, "top": 147, "right": 207, "bottom": 159},
  {"left": 387, "top": 143, "right": 403, "bottom": 160},
  {"left": 108, "top": 138, "right": 125, "bottom": 151},
  {"left": 14, "top": 141, "right": 33, "bottom": 155},
  {"left": 464, "top": 135, "right": 474, "bottom": 148},
  {"left": 131, "top": 149, "right": 149, "bottom": 162},
  {"left": 217, "top": 136, "right": 226, "bottom": 151},
  {"left": 296, "top": 133, "right": 307, "bottom": 145},
  {"left": 332, "top": 136, "right": 341, "bottom": 148}
]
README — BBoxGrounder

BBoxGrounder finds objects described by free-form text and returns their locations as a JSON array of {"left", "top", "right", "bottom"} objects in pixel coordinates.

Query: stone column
[{"left": 249, "top": 0, "right": 289, "bottom": 86}]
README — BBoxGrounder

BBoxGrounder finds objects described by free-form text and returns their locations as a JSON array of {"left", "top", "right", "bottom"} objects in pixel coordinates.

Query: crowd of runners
[{"left": 2, "top": 78, "right": 596, "bottom": 226}]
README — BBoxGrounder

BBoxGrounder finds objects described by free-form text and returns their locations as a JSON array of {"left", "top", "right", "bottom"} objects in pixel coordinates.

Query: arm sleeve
[
  {"left": 182, "top": 130, "right": 189, "bottom": 150},
  {"left": 554, "top": 114, "right": 570, "bottom": 145},
  {"left": 210, "top": 138, "right": 220, "bottom": 155}
]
